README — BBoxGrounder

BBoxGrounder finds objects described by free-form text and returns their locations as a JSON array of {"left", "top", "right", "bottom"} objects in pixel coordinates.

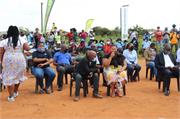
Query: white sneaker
[
  {"left": 8, "top": 96, "right": 15, "bottom": 102},
  {"left": 13, "top": 92, "right": 19, "bottom": 98}
]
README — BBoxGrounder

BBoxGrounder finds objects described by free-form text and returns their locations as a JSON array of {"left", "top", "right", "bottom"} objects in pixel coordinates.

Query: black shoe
[
  {"left": 93, "top": 94, "right": 103, "bottom": 99},
  {"left": 164, "top": 89, "right": 170, "bottom": 96},
  {"left": 57, "top": 87, "right": 62, "bottom": 91}
]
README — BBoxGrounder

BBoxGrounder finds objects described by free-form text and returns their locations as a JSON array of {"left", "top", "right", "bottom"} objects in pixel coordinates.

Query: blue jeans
[
  {"left": 146, "top": 62, "right": 157, "bottom": 76},
  {"left": 32, "top": 67, "right": 56, "bottom": 89}
]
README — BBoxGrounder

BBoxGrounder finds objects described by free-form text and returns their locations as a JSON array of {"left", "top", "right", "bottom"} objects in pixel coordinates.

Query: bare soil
[{"left": 1, "top": 58, "right": 180, "bottom": 119}]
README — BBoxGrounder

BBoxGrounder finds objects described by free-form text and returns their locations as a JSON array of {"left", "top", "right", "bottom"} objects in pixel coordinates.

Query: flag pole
[{"left": 41, "top": 2, "right": 43, "bottom": 33}]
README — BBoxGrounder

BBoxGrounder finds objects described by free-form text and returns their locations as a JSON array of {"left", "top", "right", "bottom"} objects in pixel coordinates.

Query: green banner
[
  {"left": 85, "top": 19, "right": 94, "bottom": 32},
  {"left": 44, "top": 0, "right": 55, "bottom": 33}
]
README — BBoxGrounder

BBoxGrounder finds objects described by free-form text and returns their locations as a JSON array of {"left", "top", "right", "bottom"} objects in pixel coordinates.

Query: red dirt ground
[{"left": 0, "top": 58, "right": 180, "bottom": 119}]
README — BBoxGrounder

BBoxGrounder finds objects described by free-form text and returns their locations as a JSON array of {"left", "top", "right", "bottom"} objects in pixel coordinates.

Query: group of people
[{"left": 0, "top": 24, "right": 180, "bottom": 103}]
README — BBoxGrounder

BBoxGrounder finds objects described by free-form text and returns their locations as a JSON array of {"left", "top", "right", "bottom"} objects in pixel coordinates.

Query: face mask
[
  {"left": 129, "top": 46, "right": 134, "bottom": 51},
  {"left": 107, "top": 41, "right": 110, "bottom": 44},
  {"left": 150, "top": 48, "right": 154, "bottom": 51},
  {"left": 37, "top": 47, "right": 45, "bottom": 52}
]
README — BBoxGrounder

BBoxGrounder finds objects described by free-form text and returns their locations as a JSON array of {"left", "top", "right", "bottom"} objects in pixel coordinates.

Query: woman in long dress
[{"left": 0, "top": 26, "right": 30, "bottom": 102}]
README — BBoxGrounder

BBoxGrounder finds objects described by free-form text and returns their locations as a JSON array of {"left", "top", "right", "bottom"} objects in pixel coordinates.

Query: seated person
[
  {"left": 103, "top": 39, "right": 112, "bottom": 55},
  {"left": 176, "top": 48, "right": 180, "bottom": 64},
  {"left": 142, "top": 38, "right": 151, "bottom": 55},
  {"left": 144, "top": 43, "right": 157, "bottom": 77},
  {"left": 102, "top": 45, "right": 127, "bottom": 97},
  {"left": 53, "top": 44, "right": 74, "bottom": 91},
  {"left": 123, "top": 43, "right": 141, "bottom": 81},
  {"left": 108, "top": 68, "right": 127, "bottom": 97},
  {"left": 32, "top": 42, "right": 56, "bottom": 94},
  {"left": 96, "top": 40, "right": 104, "bottom": 52},
  {"left": 73, "top": 50, "right": 103, "bottom": 101},
  {"left": 115, "top": 38, "right": 124, "bottom": 51},
  {"left": 155, "top": 43, "right": 179, "bottom": 96}
]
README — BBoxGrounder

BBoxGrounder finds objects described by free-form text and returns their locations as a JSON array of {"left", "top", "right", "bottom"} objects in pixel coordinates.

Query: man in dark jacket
[
  {"left": 155, "top": 43, "right": 179, "bottom": 96},
  {"left": 74, "top": 50, "right": 103, "bottom": 101}
]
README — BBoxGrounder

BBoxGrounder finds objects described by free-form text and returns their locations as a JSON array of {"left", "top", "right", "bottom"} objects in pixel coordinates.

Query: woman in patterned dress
[{"left": 0, "top": 26, "right": 30, "bottom": 102}]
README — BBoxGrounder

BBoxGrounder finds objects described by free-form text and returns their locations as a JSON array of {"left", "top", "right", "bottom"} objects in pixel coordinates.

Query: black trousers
[{"left": 162, "top": 69, "right": 179, "bottom": 90}]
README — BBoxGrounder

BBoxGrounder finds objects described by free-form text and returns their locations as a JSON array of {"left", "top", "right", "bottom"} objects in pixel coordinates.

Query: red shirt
[
  {"left": 67, "top": 32, "right": 74, "bottom": 42},
  {"left": 103, "top": 44, "right": 112, "bottom": 55},
  {"left": 79, "top": 32, "right": 88, "bottom": 39},
  {"left": 155, "top": 30, "right": 163, "bottom": 41}
]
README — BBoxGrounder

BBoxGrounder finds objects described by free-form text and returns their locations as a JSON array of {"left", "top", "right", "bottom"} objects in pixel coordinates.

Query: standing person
[
  {"left": 34, "top": 28, "right": 41, "bottom": 48},
  {"left": 66, "top": 29, "right": 74, "bottom": 43},
  {"left": 130, "top": 29, "right": 138, "bottom": 41},
  {"left": 170, "top": 29, "right": 178, "bottom": 52},
  {"left": 130, "top": 37, "right": 138, "bottom": 51},
  {"left": 170, "top": 24, "right": 178, "bottom": 33},
  {"left": 0, "top": 26, "right": 30, "bottom": 102},
  {"left": 154, "top": 26, "right": 163, "bottom": 52},
  {"left": 162, "top": 27, "right": 170, "bottom": 44},
  {"left": 27, "top": 32, "right": 34, "bottom": 45},
  {"left": 79, "top": 30, "right": 88, "bottom": 42},
  {"left": 55, "top": 31, "right": 61, "bottom": 48},
  {"left": 88, "top": 30, "right": 95, "bottom": 45},
  {"left": 47, "top": 31, "right": 55, "bottom": 49},
  {"left": 72, "top": 28, "right": 78, "bottom": 42},
  {"left": 143, "top": 31, "right": 151, "bottom": 41},
  {"left": 142, "top": 37, "right": 151, "bottom": 56}
]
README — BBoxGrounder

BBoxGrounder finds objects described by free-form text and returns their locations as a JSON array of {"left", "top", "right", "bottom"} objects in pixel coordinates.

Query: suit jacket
[
  {"left": 75, "top": 57, "right": 97, "bottom": 77},
  {"left": 155, "top": 52, "right": 177, "bottom": 71}
]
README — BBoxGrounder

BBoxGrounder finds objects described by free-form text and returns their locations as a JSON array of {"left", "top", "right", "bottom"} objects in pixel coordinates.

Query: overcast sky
[{"left": 0, "top": 0, "right": 180, "bottom": 32}]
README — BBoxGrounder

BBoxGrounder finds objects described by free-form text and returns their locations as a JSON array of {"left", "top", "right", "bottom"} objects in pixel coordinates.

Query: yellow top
[{"left": 170, "top": 32, "right": 178, "bottom": 44}]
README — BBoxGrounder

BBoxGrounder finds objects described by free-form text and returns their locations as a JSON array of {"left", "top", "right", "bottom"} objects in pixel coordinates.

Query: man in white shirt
[
  {"left": 123, "top": 43, "right": 141, "bottom": 81},
  {"left": 155, "top": 43, "right": 179, "bottom": 96},
  {"left": 176, "top": 48, "right": 180, "bottom": 63}
]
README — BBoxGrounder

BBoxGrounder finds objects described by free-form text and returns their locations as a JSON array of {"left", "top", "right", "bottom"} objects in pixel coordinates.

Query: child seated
[{"left": 107, "top": 69, "right": 127, "bottom": 97}]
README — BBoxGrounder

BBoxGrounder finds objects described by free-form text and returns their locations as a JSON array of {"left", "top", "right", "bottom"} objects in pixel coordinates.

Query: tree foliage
[
  {"left": 128, "top": 25, "right": 146, "bottom": 36},
  {"left": 93, "top": 26, "right": 120, "bottom": 37}
]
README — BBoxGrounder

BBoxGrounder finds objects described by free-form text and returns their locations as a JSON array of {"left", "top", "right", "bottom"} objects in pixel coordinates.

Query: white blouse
[{"left": 0, "top": 36, "right": 27, "bottom": 48}]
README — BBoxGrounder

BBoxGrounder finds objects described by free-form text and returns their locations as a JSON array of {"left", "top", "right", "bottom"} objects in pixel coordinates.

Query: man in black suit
[
  {"left": 73, "top": 50, "right": 103, "bottom": 101},
  {"left": 155, "top": 43, "right": 179, "bottom": 96}
]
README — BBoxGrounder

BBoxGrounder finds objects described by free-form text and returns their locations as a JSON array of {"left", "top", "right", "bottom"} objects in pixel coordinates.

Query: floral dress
[{"left": 0, "top": 37, "right": 27, "bottom": 86}]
